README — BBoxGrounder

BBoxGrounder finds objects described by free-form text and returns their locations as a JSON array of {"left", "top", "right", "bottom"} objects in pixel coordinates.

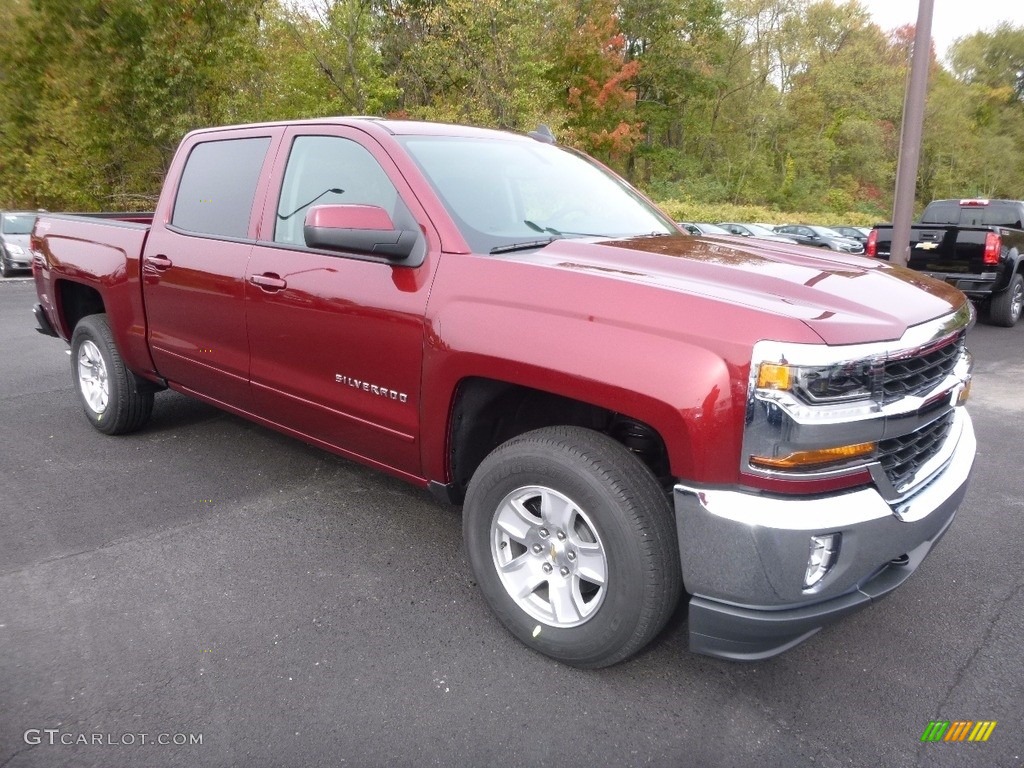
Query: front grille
[
  {"left": 882, "top": 334, "right": 963, "bottom": 403},
  {"left": 877, "top": 411, "right": 954, "bottom": 492}
]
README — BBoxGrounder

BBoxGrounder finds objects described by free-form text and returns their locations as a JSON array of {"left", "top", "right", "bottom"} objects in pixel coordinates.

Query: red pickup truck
[{"left": 32, "top": 118, "right": 976, "bottom": 667}]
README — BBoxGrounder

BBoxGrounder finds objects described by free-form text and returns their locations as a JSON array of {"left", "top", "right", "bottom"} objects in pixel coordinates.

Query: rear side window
[
  {"left": 977, "top": 203, "right": 1023, "bottom": 228},
  {"left": 172, "top": 137, "right": 271, "bottom": 238},
  {"left": 920, "top": 202, "right": 959, "bottom": 225},
  {"left": 922, "top": 201, "right": 1024, "bottom": 228}
]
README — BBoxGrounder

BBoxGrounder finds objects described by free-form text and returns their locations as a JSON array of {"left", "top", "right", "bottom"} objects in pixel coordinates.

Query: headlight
[
  {"left": 757, "top": 360, "right": 877, "bottom": 403},
  {"left": 5, "top": 243, "right": 25, "bottom": 256}
]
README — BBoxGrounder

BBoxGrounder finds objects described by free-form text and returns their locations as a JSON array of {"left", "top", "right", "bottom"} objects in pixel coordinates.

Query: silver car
[
  {"left": 1, "top": 212, "right": 35, "bottom": 276},
  {"left": 774, "top": 224, "right": 865, "bottom": 254}
]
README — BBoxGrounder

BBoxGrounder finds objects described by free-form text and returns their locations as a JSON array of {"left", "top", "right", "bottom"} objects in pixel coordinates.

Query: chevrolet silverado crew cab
[
  {"left": 32, "top": 118, "right": 976, "bottom": 667},
  {"left": 868, "top": 198, "right": 1024, "bottom": 326}
]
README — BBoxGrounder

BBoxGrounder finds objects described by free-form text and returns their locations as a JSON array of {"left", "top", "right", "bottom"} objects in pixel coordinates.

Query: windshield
[
  {"left": 398, "top": 136, "right": 674, "bottom": 253},
  {"left": 810, "top": 226, "right": 843, "bottom": 238},
  {"left": 697, "top": 223, "right": 731, "bottom": 235},
  {"left": 2, "top": 214, "right": 34, "bottom": 235},
  {"left": 745, "top": 224, "right": 778, "bottom": 237}
]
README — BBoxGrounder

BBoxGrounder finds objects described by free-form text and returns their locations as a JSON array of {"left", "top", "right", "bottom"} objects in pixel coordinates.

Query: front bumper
[
  {"left": 674, "top": 410, "right": 975, "bottom": 661},
  {"left": 2, "top": 248, "right": 31, "bottom": 271}
]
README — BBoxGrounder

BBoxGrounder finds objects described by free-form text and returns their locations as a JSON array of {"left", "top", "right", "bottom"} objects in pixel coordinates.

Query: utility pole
[{"left": 890, "top": 0, "right": 934, "bottom": 267}]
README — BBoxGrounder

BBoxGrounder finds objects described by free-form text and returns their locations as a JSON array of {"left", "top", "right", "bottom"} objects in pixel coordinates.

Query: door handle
[
  {"left": 249, "top": 273, "right": 288, "bottom": 291},
  {"left": 145, "top": 255, "right": 173, "bottom": 270}
]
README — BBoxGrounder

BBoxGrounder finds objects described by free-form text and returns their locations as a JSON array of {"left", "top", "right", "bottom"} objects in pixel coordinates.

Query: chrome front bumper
[{"left": 674, "top": 409, "right": 975, "bottom": 661}]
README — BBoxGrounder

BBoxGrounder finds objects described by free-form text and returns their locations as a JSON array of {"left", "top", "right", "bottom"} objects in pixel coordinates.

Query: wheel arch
[
  {"left": 54, "top": 279, "right": 105, "bottom": 339},
  {"left": 438, "top": 377, "right": 674, "bottom": 504},
  {"left": 423, "top": 345, "right": 742, "bottom": 503},
  {"left": 53, "top": 277, "right": 159, "bottom": 381}
]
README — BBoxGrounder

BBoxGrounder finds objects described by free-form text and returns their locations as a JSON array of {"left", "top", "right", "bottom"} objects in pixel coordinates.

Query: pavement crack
[
  {"left": 0, "top": 510, "right": 228, "bottom": 579},
  {"left": 915, "top": 579, "right": 1024, "bottom": 767},
  {"left": 1, "top": 386, "right": 71, "bottom": 402},
  {"left": 0, "top": 743, "right": 39, "bottom": 768}
]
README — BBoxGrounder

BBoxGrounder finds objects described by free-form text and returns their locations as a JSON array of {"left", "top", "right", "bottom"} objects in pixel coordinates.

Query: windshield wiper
[
  {"left": 524, "top": 219, "right": 607, "bottom": 238},
  {"left": 490, "top": 238, "right": 557, "bottom": 254}
]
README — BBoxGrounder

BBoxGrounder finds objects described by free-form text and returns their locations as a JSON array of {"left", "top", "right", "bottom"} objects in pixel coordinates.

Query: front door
[{"left": 245, "top": 128, "right": 439, "bottom": 477}]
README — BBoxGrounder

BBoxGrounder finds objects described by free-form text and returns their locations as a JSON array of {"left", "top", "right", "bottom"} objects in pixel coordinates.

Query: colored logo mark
[{"left": 921, "top": 721, "right": 997, "bottom": 742}]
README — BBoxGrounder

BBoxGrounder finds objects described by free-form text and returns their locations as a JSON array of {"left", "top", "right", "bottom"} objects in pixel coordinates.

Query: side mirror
[{"left": 304, "top": 204, "right": 417, "bottom": 260}]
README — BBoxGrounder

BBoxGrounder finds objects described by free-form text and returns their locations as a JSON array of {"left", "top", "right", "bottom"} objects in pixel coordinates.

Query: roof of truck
[{"left": 183, "top": 116, "right": 534, "bottom": 143}]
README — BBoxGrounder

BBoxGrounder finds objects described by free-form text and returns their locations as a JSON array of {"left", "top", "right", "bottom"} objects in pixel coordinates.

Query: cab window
[{"left": 172, "top": 137, "right": 271, "bottom": 238}]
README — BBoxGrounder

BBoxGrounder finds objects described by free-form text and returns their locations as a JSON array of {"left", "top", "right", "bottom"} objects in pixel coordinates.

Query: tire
[
  {"left": 0, "top": 255, "right": 10, "bottom": 278},
  {"left": 988, "top": 273, "right": 1023, "bottom": 327},
  {"left": 70, "top": 314, "right": 154, "bottom": 435},
  {"left": 463, "top": 426, "right": 682, "bottom": 668}
]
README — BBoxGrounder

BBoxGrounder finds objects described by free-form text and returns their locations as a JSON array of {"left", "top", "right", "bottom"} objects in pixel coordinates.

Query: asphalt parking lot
[{"left": 1, "top": 276, "right": 1021, "bottom": 768}]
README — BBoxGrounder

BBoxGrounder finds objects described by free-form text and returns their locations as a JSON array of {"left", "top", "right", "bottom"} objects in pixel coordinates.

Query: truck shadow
[{"left": 145, "top": 389, "right": 227, "bottom": 433}]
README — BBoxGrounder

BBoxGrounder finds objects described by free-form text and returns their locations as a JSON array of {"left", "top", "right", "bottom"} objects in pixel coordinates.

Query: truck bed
[
  {"left": 870, "top": 223, "right": 1021, "bottom": 305},
  {"left": 868, "top": 198, "right": 1024, "bottom": 326},
  {"left": 32, "top": 213, "right": 156, "bottom": 375}
]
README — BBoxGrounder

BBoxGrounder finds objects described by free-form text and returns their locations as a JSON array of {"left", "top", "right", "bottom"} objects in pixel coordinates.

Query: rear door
[
  {"left": 144, "top": 129, "right": 280, "bottom": 408},
  {"left": 245, "top": 126, "right": 441, "bottom": 477}
]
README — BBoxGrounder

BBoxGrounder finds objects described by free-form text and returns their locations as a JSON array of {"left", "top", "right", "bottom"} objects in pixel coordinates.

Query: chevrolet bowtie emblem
[{"left": 915, "top": 241, "right": 939, "bottom": 250}]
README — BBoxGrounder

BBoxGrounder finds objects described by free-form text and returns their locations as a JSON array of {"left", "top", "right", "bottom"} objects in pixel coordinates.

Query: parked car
[
  {"left": 868, "top": 198, "right": 1024, "bottom": 326},
  {"left": 677, "top": 222, "right": 735, "bottom": 236},
  {"left": 716, "top": 222, "right": 799, "bottom": 244},
  {"left": 827, "top": 225, "right": 870, "bottom": 244},
  {"left": 1, "top": 211, "right": 36, "bottom": 276},
  {"left": 774, "top": 225, "right": 865, "bottom": 254}
]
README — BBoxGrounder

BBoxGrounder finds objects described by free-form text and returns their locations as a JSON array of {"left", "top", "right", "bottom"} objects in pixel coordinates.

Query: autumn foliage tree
[
  {"left": 548, "top": 1, "right": 643, "bottom": 166},
  {"left": 2, "top": 0, "right": 1024, "bottom": 220}
]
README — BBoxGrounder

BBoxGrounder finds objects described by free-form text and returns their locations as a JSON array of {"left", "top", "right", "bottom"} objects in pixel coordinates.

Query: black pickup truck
[{"left": 868, "top": 198, "right": 1024, "bottom": 326}]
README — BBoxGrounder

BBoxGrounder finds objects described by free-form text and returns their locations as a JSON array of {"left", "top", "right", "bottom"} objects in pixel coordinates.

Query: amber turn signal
[
  {"left": 957, "top": 379, "right": 972, "bottom": 405},
  {"left": 750, "top": 441, "right": 876, "bottom": 471},
  {"left": 756, "top": 363, "right": 791, "bottom": 391}
]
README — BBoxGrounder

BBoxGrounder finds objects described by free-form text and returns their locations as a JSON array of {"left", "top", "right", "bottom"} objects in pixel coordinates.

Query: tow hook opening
[{"left": 890, "top": 553, "right": 910, "bottom": 567}]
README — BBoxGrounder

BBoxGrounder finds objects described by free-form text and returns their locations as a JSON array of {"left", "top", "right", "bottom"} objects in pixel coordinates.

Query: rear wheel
[
  {"left": 70, "top": 314, "right": 154, "bottom": 434},
  {"left": 463, "top": 426, "right": 681, "bottom": 668},
  {"left": 989, "top": 273, "right": 1023, "bottom": 327}
]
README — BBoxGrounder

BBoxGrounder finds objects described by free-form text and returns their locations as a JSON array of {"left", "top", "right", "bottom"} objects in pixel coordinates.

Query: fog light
[{"left": 804, "top": 533, "right": 840, "bottom": 589}]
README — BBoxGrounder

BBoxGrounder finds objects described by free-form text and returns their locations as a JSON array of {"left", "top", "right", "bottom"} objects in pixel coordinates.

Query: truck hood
[{"left": 514, "top": 234, "right": 967, "bottom": 345}]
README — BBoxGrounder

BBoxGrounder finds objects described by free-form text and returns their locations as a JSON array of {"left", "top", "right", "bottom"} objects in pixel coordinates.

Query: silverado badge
[{"left": 335, "top": 374, "right": 408, "bottom": 403}]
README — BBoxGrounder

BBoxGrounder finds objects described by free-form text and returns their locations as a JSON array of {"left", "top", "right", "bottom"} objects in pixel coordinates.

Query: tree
[
  {"left": 950, "top": 23, "right": 1024, "bottom": 101},
  {"left": 548, "top": 0, "right": 643, "bottom": 166}
]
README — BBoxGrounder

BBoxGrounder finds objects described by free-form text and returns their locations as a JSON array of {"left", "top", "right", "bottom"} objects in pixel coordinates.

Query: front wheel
[
  {"left": 70, "top": 314, "right": 154, "bottom": 434},
  {"left": 463, "top": 426, "right": 682, "bottom": 668},
  {"left": 989, "top": 273, "right": 1023, "bottom": 327}
]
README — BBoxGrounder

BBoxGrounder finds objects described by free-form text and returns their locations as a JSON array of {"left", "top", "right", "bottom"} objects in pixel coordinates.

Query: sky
[{"left": 859, "top": 0, "right": 1024, "bottom": 62}]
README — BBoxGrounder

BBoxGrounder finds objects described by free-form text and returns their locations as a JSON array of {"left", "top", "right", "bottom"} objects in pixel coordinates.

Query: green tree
[
  {"left": 950, "top": 22, "right": 1024, "bottom": 101},
  {"left": 378, "top": 0, "right": 552, "bottom": 129}
]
